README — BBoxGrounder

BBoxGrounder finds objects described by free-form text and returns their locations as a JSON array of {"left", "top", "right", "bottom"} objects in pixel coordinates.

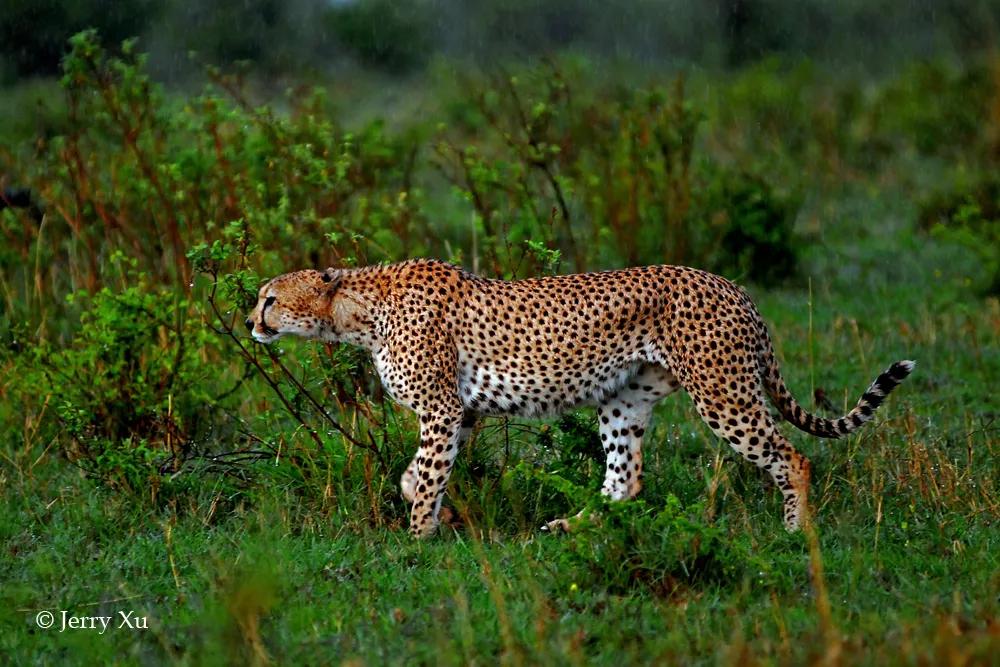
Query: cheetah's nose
[{"left": 244, "top": 318, "right": 254, "bottom": 332}]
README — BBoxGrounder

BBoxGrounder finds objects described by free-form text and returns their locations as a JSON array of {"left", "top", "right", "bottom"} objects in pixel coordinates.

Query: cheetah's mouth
[
  {"left": 251, "top": 318, "right": 282, "bottom": 343},
  {"left": 251, "top": 328, "right": 284, "bottom": 343},
  {"left": 254, "top": 306, "right": 281, "bottom": 341}
]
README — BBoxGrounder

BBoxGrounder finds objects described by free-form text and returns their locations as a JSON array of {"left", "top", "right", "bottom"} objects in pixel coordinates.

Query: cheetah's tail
[{"left": 759, "top": 334, "right": 914, "bottom": 439}]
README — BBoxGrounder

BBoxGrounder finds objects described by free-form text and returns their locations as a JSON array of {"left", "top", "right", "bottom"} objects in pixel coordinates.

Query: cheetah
[{"left": 245, "top": 259, "right": 913, "bottom": 537}]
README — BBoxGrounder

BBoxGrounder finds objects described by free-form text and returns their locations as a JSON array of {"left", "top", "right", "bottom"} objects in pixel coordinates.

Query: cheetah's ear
[{"left": 320, "top": 268, "right": 342, "bottom": 295}]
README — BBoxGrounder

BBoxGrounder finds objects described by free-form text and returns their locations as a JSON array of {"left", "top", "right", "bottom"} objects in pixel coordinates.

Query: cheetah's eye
[{"left": 264, "top": 296, "right": 276, "bottom": 307}]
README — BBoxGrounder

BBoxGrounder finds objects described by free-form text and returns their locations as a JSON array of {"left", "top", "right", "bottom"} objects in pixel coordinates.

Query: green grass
[{"left": 2, "top": 185, "right": 998, "bottom": 665}]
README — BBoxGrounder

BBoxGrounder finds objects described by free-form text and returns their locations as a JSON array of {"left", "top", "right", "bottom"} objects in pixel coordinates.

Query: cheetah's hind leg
[
  {"left": 688, "top": 387, "right": 811, "bottom": 531},
  {"left": 540, "top": 364, "right": 679, "bottom": 534},
  {"left": 541, "top": 510, "right": 591, "bottom": 534}
]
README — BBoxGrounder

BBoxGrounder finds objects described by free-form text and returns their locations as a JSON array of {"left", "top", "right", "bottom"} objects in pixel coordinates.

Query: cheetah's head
[{"left": 245, "top": 268, "right": 344, "bottom": 344}]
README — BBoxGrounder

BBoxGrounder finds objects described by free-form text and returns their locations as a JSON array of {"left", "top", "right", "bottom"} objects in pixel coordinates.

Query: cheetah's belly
[{"left": 456, "top": 359, "right": 642, "bottom": 417}]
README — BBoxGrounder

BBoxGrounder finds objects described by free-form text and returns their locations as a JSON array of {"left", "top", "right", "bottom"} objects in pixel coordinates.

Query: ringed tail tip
[{"left": 888, "top": 360, "right": 916, "bottom": 383}]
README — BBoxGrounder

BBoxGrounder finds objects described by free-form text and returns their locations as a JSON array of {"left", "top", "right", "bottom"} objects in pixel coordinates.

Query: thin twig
[{"left": 203, "top": 267, "right": 388, "bottom": 474}]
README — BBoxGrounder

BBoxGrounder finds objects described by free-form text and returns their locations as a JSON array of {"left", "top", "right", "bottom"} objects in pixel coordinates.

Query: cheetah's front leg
[
  {"left": 401, "top": 412, "right": 477, "bottom": 504},
  {"left": 407, "top": 406, "right": 464, "bottom": 538}
]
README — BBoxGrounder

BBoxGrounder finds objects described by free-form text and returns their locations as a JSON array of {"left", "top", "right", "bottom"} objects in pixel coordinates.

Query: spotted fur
[{"left": 245, "top": 259, "right": 914, "bottom": 537}]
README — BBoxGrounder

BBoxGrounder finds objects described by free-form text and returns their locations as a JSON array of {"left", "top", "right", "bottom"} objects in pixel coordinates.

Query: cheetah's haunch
[{"left": 245, "top": 260, "right": 914, "bottom": 537}]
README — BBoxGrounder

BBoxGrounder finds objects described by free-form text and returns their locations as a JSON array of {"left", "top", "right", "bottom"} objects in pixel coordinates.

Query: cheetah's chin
[{"left": 251, "top": 331, "right": 285, "bottom": 344}]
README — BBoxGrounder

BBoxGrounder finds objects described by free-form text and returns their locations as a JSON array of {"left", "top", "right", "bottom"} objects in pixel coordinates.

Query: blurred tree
[
  {"left": 941, "top": 0, "right": 1000, "bottom": 58},
  {"left": 0, "top": 0, "right": 157, "bottom": 76},
  {"left": 3, "top": 0, "right": 999, "bottom": 84},
  {"left": 485, "top": 0, "right": 594, "bottom": 51},
  {"left": 326, "top": 0, "right": 434, "bottom": 73},
  {"left": 719, "top": 0, "right": 831, "bottom": 66},
  {"left": 155, "top": 0, "right": 329, "bottom": 73}
]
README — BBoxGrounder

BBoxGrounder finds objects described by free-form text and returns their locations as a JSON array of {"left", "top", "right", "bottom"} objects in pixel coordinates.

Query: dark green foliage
[
  {"left": 327, "top": 0, "right": 433, "bottom": 73},
  {"left": 720, "top": 0, "right": 831, "bottom": 67},
  {"left": 704, "top": 170, "right": 800, "bottom": 284},
  {"left": 558, "top": 497, "right": 756, "bottom": 595},
  {"left": 177, "top": 0, "right": 287, "bottom": 66},
  {"left": 919, "top": 173, "right": 1000, "bottom": 232},
  {"left": 513, "top": 460, "right": 764, "bottom": 594},
  {"left": 3, "top": 0, "right": 999, "bottom": 83},
  {"left": 719, "top": 0, "right": 1000, "bottom": 69},
  {"left": 0, "top": 0, "right": 156, "bottom": 77},
  {"left": 551, "top": 412, "right": 603, "bottom": 465},
  {"left": 29, "top": 262, "right": 222, "bottom": 492},
  {"left": 12, "top": 30, "right": 428, "bottom": 291},
  {"left": 482, "top": 0, "right": 597, "bottom": 52},
  {"left": 919, "top": 172, "right": 1000, "bottom": 294},
  {"left": 155, "top": 0, "right": 330, "bottom": 73},
  {"left": 869, "top": 60, "right": 997, "bottom": 159},
  {"left": 434, "top": 67, "right": 800, "bottom": 279}
]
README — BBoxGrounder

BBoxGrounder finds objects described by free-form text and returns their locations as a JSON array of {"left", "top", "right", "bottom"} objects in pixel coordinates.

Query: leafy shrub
[
  {"left": 720, "top": 0, "right": 832, "bottom": 67},
  {"left": 868, "top": 61, "right": 996, "bottom": 160},
  {"left": 0, "top": 0, "right": 157, "bottom": 77},
  {"left": 699, "top": 169, "right": 800, "bottom": 285},
  {"left": 435, "top": 65, "right": 801, "bottom": 281},
  {"left": 153, "top": 0, "right": 335, "bottom": 74},
  {"left": 919, "top": 173, "right": 1000, "bottom": 294},
  {"left": 919, "top": 171, "right": 1000, "bottom": 232},
  {"left": 510, "top": 461, "right": 761, "bottom": 593},
  {"left": 710, "top": 60, "right": 829, "bottom": 164},
  {"left": 707, "top": 56, "right": 1000, "bottom": 180},
  {"left": 0, "top": 30, "right": 432, "bottom": 291},
  {"left": 0, "top": 31, "right": 438, "bottom": 507},
  {"left": 559, "top": 497, "right": 758, "bottom": 594},
  {"left": 32, "top": 258, "right": 222, "bottom": 491},
  {"left": 546, "top": 412, "right": 604, "bottom": 467}
]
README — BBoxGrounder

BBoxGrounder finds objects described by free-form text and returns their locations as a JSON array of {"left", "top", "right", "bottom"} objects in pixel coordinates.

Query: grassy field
[{"left": 1, "top": 35, "right": 999, "bottom": 665}]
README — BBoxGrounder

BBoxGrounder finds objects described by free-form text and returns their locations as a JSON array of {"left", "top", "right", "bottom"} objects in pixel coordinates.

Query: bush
[
  {"left": 4, "top": 30, "right": 428, "bottom": 290},
  {"left": 28, "top": 258, "right": 223, "bottom": 491},
  {"left": 152, "top": 0, "right": 333, "bottom": 75},
  {"left": 435, "top": 65, "right": 801, "bottom": 283},
  {"left": 699, "top": 169, "right": 800, "bottom": 285},
  {"left": 559, "top": 497, "right": 759, "bottom": 594},
  {"left": 707, "top": 55, "right": 1000, "bottom": 180},
  {"left": 919, "top": 172, "right": 1000, "bottom": 294},
  {"left": 868, "top": 61, "right": 996, "bottom": 160},
  {"left": 0, "top": 31, "right": 438, "bottom": 507},
  {"left": 509, "top": 461, "right": 763, "bottom": 593}
]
